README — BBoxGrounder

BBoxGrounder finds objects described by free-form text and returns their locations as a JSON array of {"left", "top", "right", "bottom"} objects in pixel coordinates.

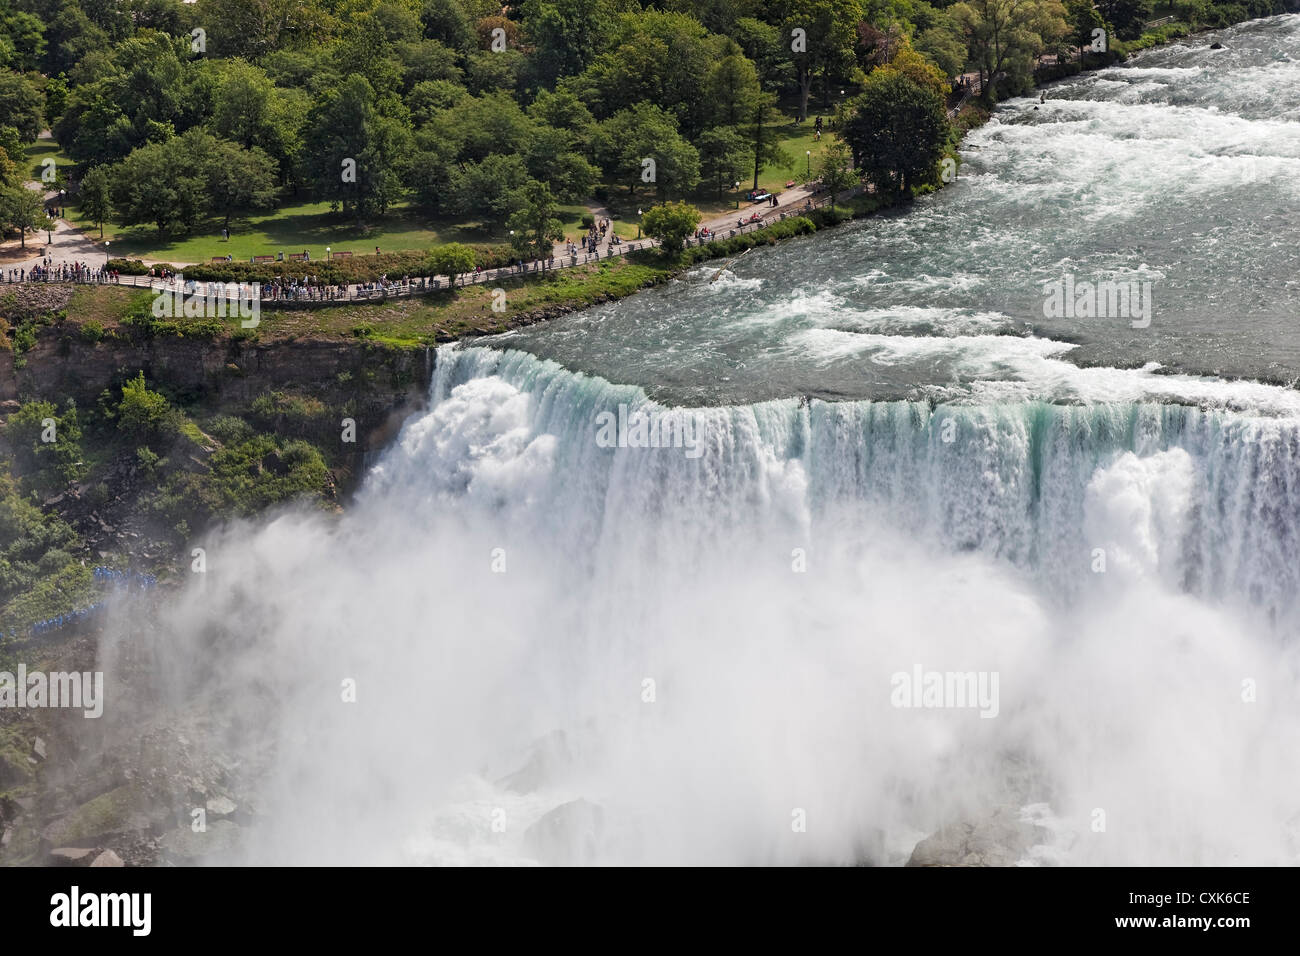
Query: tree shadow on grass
[{"left": 103, "top": 207, "right": 499, "bottom": 259}]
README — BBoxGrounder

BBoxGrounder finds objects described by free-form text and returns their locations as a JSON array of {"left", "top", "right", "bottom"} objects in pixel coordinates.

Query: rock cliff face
[
  {"left": 1, "top": 324, "right": 434, "bottom": 470},
  {"left": 0, "top": 320, "right": 443, "bottom": 868}
]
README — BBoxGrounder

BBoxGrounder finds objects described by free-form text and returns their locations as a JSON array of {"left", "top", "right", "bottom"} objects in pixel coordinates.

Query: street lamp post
[
  {"left": 806, "top": 150, "right": 811, "bottom": 177},
  {"left": 326, "top": 246, "right": 331, "bottom": 260},
  {"left": 636, "top": 209, "right": 642, "bottom": 239}
]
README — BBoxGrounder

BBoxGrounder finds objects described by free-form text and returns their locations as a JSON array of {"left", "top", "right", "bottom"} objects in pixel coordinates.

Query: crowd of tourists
[{"left": 4, "top": 261, "right": 120, "bottom": 283}]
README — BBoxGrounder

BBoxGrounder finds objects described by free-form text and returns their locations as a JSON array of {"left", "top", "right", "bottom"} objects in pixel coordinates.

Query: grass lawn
[
  {"left": 68, "top": 199, "right": 513, "bottom": 264},
  {"left": 554, "top": 204, "right": 640, "bottom": 241},
  {"left": 64, "top": 256, "right": 674, "bottom": 348},
  {"left": 23, "top": 140, "right": 75, "bottom": 187},
  {"left": 68, "top": 198, "right": 650, "bottom": 263},
  {"left": 602, "top": 110, "right": 843, "bottom": 220},
  {"left": 66, "top": 284, "right": 150, "bottom": 326}
]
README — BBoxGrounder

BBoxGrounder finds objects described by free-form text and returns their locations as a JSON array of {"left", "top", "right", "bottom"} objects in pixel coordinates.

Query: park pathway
[{"left": 3, "top": 180, "right": 850, "bottom": 305}]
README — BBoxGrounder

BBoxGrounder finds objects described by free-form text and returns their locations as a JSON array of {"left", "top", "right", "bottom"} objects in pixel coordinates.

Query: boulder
[
  {"left": 91, "top": 849, "right": 124, "bottom": 867},
  {"left": 906, "top": 806, "right": 1050, "bottom": 867},
  {"left": 41, "top": 786, "right": 158, "bottom": 846},
  {"left": 205, "top": 796, "right": 237, "bottom": 819},
  {"left": 49, "top": 847, "right": 98, "bottom": 866}
]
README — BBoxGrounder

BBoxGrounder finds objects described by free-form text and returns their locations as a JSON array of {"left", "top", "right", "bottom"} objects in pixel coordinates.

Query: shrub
[{"left": 116, "top": 371, "right": 173, "bottom": 437}]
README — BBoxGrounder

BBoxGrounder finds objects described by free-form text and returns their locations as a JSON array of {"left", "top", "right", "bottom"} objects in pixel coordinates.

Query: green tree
[
  {"left": 526, "top": 89, "right": 596, "bottom": 146},
  {"left": 572, "top": 10, "right": 735, "bottom": 138},
  {"left": 526, "top": 127, "right": 599, "bottom": 202},
  {"left": 0, "top": 134, "right": 19, "bottom": 189},
  {"left": 108, "top": 131, "right": 210, "bottom": 239},
  {"left": 641, "top": 200, "right": 701, "bottom": 251},
  {"left": 916, "top": 19, "right": 969, "bottom": 78},
  {"left": 781, "top": 0, "right": 862, "bottom": 121},
  {"left": 518, "top": 0, "right": 619, "bottom": 87},
  {"left": 1063, "top": 0, "right": 1106, "bottom": 52},
  {"left": 1, "top": 184, "right": 44, "bottom": 249},
  {"left": 1095, "top": 0, "right": 1152, "bottom": 40},
  {"left": 817, "top": 138, "right": 857, "bottom": 210},
  {"left": 0, "top": 0, "right": 47, "bottom": 72},
  {"left": 744, "top": 91, "right": 792, "bottom": 191},
  {"left": 196, "top": 0, "right": 324, "bottom": 59},
  {"left": 207, "top": 139, "right": 278, "bottom": 230},
  {"left": 698, "top": 126, "right": 749, "bottom": 199},
  {"left": 427, "top": 241, "right": 476, "bottom": 288},
  {"left": 1171, "top": 0, "right": 1210, "bottom": 29},
  {"left": 116, "top": 371, "right": 173, "bottom": 437},
  {"left": 949, "top": 0, "right": 1069, "bottom": 99},
  {"left": 882, "top": 42, "right": 952, "bottom": 98},
  {"left": 841, "top": 72, "right": 949, "bottom": 196},
  {"left": 449, "top": 90, "right": 535, "bottom": 163},
  {"left": 301, "top": 75, "right": 411, "bottom": 219},
  {"left": 465, "top": 49, "right": 525, "bottom": 95},
  {"left": 407, "top": 78, "right": 469, "bottom": 125},
  {"left": 733, "top": 16, "right": 795, "bottom": 91},
  {"left": 4, "top": 399, "right": 85, "bottom": 490},
  {"left": 53, "top": 32, "right": 191, "bottom": 166},
  {"left": 34, "top": 1, "right": 107, "bottom": 76},
  {"left": 209, "top": 58, "right": 306, "bottom": 177},
  {"left": 596, "top": 102, "right": 700, "bottom": 199},
  {"left": 0, "top": 71, "right": 43, "bottom": 141},
  {"left": 450, "top": 153, "right": 529, "bottom": 227},
  {"left": 506, "top": 180, "right": 564, "bottom": 260},
  {"left": 707, "top": 45, "right": 762, "bottom": 129},
  {"left": 420, "top": 0, "right": 477, "bottom": 54},
  {"left": 406, "top": 129, "right": 458, "bottom": 213}
]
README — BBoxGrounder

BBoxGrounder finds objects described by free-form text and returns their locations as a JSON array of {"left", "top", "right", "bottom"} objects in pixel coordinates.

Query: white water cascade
[{"left": 111, "top": 344, "right": 1300, "bottom": 866}]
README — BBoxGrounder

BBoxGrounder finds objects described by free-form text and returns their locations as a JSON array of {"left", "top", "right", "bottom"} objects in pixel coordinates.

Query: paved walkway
[
  {"left": 4, "top": 181, "right": 848, "bottom": 306},
  {"left": 0, "top": 215, "right": 106, "bottom": 269}
]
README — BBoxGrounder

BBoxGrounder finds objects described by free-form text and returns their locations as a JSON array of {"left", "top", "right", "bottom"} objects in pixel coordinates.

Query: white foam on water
[{"left": 101, "top": 344, "right": 1300, "bottom": 866}]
